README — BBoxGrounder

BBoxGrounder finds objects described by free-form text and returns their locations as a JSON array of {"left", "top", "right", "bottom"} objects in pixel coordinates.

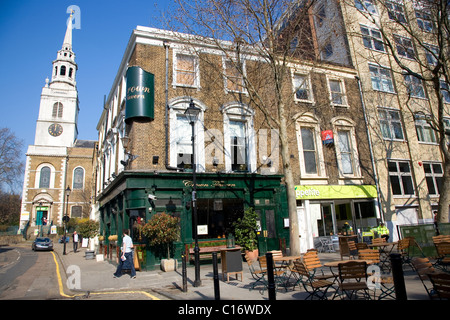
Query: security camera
[{"left": 148, "top": 194, "right": 157, "bottom": 201}]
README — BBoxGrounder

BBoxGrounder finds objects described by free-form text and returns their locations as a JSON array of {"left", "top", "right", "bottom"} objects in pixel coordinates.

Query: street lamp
[
  {"left": 62, "top": 186, "right": 71, "bottom": 255},
  {"left": 184, "top": 99, "right": 202, "bottom": 287}
]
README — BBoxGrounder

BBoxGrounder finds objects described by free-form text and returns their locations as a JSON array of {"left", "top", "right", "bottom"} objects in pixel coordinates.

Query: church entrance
[{"left": 36, "top": 206, "right": 49, "bottom": 226}]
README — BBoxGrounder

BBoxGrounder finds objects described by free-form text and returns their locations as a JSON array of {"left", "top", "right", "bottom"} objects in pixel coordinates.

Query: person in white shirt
[
  {"left": 72, "top": 231, "right": 79, "bottom": 253},
  {"left": 113, "top": 229, "right": 136, "bottom": 278}
]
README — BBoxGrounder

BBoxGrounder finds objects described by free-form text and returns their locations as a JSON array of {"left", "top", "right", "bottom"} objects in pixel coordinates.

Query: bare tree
[
  {"left": 0, "top": 191, "right": 21, "bottom": 225},
  {"left": 0, "top": 128, "right": 24, "bottom": 194},
  {"left": 162, "top": 0, "right": 320, "bottom": 255},
  {"left": 341, "top": 0, "right": 449, "bottom": 222}
]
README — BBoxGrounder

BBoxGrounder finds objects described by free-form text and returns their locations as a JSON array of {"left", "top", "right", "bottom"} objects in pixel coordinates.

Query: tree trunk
[
  {"left": 278, "top": 102, "right": 301, "bottom": 256},
  {"left": 437, "top": 158, "right": 450, "bottom": 223}
]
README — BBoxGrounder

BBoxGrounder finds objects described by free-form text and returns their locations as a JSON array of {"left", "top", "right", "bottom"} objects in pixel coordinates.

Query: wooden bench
[{"left": 184, "top": 240, "right": 241, "bottom": 262}]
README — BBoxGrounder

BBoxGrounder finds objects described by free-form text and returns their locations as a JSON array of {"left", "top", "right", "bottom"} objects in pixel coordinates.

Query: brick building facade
[{"left": 95, "top": 26, "right": 377, "bottom": 269}]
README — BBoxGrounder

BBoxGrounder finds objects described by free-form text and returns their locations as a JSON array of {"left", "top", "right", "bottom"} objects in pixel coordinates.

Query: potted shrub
[
  {"left": 77, "top": 218, "right": 99, "bottom": 259},
  {"left": 233, "top": 207, "right": 259, "bottom": 261},
  {"left": 141, "top": 212, "right": 180, "bottom": 272}
]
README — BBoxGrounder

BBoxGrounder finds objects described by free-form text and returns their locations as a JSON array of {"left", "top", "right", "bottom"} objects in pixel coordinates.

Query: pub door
[{"left": 256, "top": 206, "right": 278, "bottom": 254}]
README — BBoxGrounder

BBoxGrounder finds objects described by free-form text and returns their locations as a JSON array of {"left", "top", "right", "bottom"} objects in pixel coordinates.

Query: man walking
[{"left": 113, "top": 229, "right": 136, "bottom": 279}]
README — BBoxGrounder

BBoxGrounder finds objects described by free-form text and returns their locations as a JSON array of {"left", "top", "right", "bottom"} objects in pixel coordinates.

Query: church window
[
  {"left": 60, "top": 65, "right": 66, "bottom": 76},
  {"left": 73, "top": 167, "right": 84, "bottom": 189},
  {"left": 69, "top": 68, "right": 73, "bottom": 78},
  {"left": 54, "top": 66, "right": 58, "bottom": 76},
  {"left": 71, "top": 206, "right": 82, "bottom": 218},
  {"left": 39, "top": 167, "right": 51, "bottom": 188},
  {"left": 52, "top": 102, "right": 63, "bottom": 118}
]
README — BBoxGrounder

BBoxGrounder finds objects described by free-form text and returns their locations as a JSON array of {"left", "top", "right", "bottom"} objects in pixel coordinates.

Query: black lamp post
[
  {"left": 62, "top": 186, "right": 71, "bottom": 255},
  {"left": 185, "top": 99, "right": 202, "bottom": 287}
]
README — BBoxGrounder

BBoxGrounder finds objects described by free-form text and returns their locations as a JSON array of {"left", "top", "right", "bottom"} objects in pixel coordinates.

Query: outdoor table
[
  {"left": 368, "top": 242, "right": 397, "bottom": 271},
  {"left": 272, "top": 255, "right": 302, "bottom": 289}
]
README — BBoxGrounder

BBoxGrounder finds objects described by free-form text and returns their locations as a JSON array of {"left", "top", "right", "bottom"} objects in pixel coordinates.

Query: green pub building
[{"left": 95, "top": 26, "right": 377, "bottom": 270}]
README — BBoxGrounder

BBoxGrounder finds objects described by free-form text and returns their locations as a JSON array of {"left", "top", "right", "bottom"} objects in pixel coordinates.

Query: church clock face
[{"left": 48, "top": 123, "right": 63, "bottom": 137}]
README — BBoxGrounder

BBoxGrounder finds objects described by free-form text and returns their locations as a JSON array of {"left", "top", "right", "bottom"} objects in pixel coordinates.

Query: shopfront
[
  {"left": 294, "top": 185, "right": 379, "bottom": 252},
  {"left": 98, "top": 171, "right": 288, "bottom": 270}
]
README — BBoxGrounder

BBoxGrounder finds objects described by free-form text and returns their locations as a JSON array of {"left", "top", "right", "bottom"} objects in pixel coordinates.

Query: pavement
[{"left": 50, "top": 241, "right": 436, "bottom": 302}]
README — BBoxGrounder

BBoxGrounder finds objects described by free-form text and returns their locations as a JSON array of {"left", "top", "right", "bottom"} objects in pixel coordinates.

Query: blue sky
[{"left": 0, "top": 0, "right": 171, "bottom": 160}]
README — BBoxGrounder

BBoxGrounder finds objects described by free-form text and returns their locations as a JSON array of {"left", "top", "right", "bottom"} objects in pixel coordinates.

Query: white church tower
[
  {"left": 20, "top": 11, "right": 91, "bottom": 235},
  {"left": 34, "top": 12, "right": 79, "bottom": 147}
]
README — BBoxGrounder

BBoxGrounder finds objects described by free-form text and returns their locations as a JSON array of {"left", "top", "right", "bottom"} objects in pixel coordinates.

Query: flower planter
[{"left": 161, "top": 258, "right": 177, "bottom": 272}]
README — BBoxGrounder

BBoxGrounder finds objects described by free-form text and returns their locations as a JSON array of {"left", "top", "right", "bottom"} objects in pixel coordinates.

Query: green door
[
  {"left": 36, "top": 211, "right": 43, "bottom": 226},
  {"left": 256, "top": 207, "right": 278, "bottom": 254}
]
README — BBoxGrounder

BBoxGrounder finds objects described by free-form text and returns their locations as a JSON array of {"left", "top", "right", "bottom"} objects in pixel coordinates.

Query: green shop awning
[{"left": 294, "top": 185, "right": 377, "bottom": 200}]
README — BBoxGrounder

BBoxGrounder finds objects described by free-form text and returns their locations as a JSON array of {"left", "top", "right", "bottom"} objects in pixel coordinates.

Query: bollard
[
  {"left": 266, "top": 252, "right": 276, "bottom": 300},
  {"left": 182, "top": 254, "right": 188, "bottom": 293},
  {"left": 390, "top": 253, "right": 407, "bottom": 300},
  {"left": 212, "top": 252, "right": 220, "bottom": 300}
]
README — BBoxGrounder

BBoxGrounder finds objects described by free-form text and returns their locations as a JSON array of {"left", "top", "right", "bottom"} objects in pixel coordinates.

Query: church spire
[
  {"left": 62, "top": 11, "right": 73, "bottom": 50},
  {"left": 50, "top": 11, "right": 77, "bottom": 88}
]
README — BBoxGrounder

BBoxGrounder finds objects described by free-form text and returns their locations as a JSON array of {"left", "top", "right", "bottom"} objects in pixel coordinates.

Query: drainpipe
[
  {"left": 355, "top": 76, "right": 384, "bottom": 222},
  {"left": 164, "top": 41, "right": 180, "bottom": 171}
]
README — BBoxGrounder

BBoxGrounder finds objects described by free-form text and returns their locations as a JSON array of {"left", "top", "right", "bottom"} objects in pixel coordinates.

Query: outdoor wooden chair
[
  {"left": 372, "top": 237, "right": 386, "bottom": 245},
  {"left": 268, "top": 250, "right": 289, "bottom": 271},
  {"left": 258, "top": 255, "right": 287, "bottom": 290},
  {"left": 336, "top": 261, "right": 371, "bottom": 300},
  {"left": 347, "top": 240, "right": 358, "bottom": 259},
  {"left": 358, "top": 249, "right": 381, "bottom": 265},
  {"left": 356, "top": 242, "right": 369, "bottom": 250},
  {"left": 432, "top": 235, "right": 450, "bottom": 245},
  {"left": 291, "top": 260, "right": 334, "bottom": 300},
  {"left": 428, "top": 273, "right": 450, "bottom": 300},
  {"left": 397, "top": 237, "right": 419, "bottom": 269},
  {"left": 411, "top": 257, "right": 443, "bottom": 299},
  {"left": 302, "top": 250, "right": 335, "bottom": 282},
  {"left": 434, "top": 241, "right": 450, "bottom": 273},
  {"left": 358, "top": 249, "right": 394, "bottom": 300},
  {"left": 246, "top": 258, "right": 267, "bottom": 292}
]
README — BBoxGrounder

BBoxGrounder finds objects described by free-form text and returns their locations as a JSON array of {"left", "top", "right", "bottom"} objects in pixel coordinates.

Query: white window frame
[
  {"left": 292, "top": 72, "right": 315, "bottom": 104},
  {"left": 386, "top": 1, "right": 406, "bottom": 23},
  {"left": 355, "top": 0, "right": 378, "bottom": 14},
  {"left": 173, "top": 51, "right": 200, "bottom": 89},
  {"left": 331, "top": 117, "right": 361, "bottom": 179},
  {"left": 394, "top": 35, "right": 416, "bottom": 60},
  {"left": 369, "top": 64, "right": 395, "bottom": 93},
  {"left": 295, "top": 113, "right": 326, "bottom": 179},
  {"left": 404, "top": 74, "right": 426, "bottom": 99},
  {"left": 440, "top": 80, "right": 450, "bottom": 104},
  {"left": 221, "top": 103, "right": 256, "bottom": 173},
  {"left": 223, "top": 57, "right": 247, "bottom": 94},
  {"left": 388, "top": 160, "right": 415, "bottom": 197},
  {"left": 414, "top": 113, "right": 437, "bottom": 144},
  {"left": 422, "top": 162, "right": 443, "bottom": 196},
  {"left": 169, "top": 98, "right": 206, "bottom": 172},
  {"left": 327, "top": 76, "right": 348, "bottom": 107},
  {"left": 360, "top": 25, "right": 385, "bottom": 53},
  {"left": 415, "top": 10, "right": 433, "bottom": 32},
  {"left": 72, "top": 166, "right": 85, "bottom": 190},
  {"left": 378, "top": 107, "right": 405, "bottom": 141},
  {"left": 35, "top": 163, "right": 56, "bottom": 189},
  {"left": 424, "top": 44, "right": 439, "bottom": 66}
]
